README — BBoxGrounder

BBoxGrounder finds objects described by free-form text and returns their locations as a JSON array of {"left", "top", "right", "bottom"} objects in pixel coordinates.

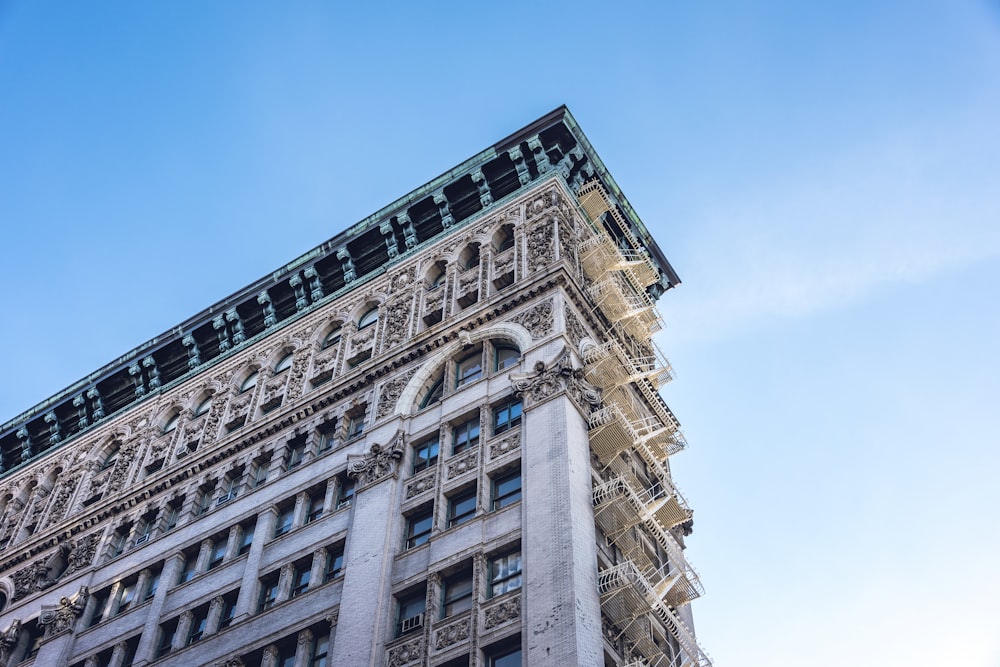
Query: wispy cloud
[{"left": 659, "top": 108, "right": 1000, "bottom": 344}]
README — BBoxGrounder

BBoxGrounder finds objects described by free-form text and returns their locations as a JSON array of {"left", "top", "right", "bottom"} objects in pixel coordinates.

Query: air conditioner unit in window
[
  {"left": 217, "top": 492, "right": 237, "bottom": 506},
  {"left": 134, "top": 534, "right": 150, "bottom": 546},
  {"left": 399, "top": 613, "right": 424, "bottom": 634}
]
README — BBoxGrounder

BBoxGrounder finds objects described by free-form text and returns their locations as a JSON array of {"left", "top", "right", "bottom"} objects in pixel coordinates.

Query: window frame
[
  {"left": 451, "top": 417, "right": 480, "bottom": 455},
  {"left": 441, "top": 571, "right": 474, "bottom": 618},
  {"left": 492, "top": 398, "right": 522, "bottom": 436},
  {"left": 455, "top": 350, "right": 483, "bottom": 387},
  {"left": 493, "top": 344, "right": 520, "bottom": 372},
  {"left": 404, "top": 507, "right": 434, "bottom": 550},
  {"left": 412, "top": 437, "right": 439, "bottom": 473},
  {"left": 357, "top": 306, "right": 379, "bottom": 330},
  {"left": 489, "top": 550, "right": 522, "bottom": 598},
  {"left": 492, "top": 470, "right": 522, "bottom": 511},
  {"left": 448, "top": 488, "right": 477, "bottom": 528}
]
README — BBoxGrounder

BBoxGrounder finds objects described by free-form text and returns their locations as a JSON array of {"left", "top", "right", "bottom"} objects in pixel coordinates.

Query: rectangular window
[
  {"left": 176, "top": 552, "right": 198, "bottom": 585},
  {"left": 218, "top": 592, "right": 238, "bottom": 630},
  {"left": 305, "top": 492, "right": 324, "bottom": 523},
  {"left": 143, "top": 568, "right": 160, "bottom": 601},
  {"left": 187, "top": 606, "right": 209, "bottom": 645},
  {"left": 114, "top": 580, "right": 136, "bottom": 615},
  {"left": 87, "top": 590, "right": 110, "bottom": 628},
  {"left": 493, "top": 398, "right": 522, "bottom": 435},
  {"left": 451, "top": 417, "right": 480, "bottom": 454},
  {"left": 110, "top": 526, "right": 129, "bottom": 557},
  {"left": 405, "top": 507, "right": 434, "bottom": 550},
  {"left": 311, "top": 632, "right": 330, "bottom": 667},
  {"left": 487, "top": 646, "right": 522, "bottom": 667},
  {"left": 441, "top": 571, "right": 474, "bottom": 618},
  {"left": 253, "top": 459, "right": 269, "bottom": 488},
  {"left": 324, "top": 546, "right": 345, "bottom": 582},
  {"left": 285, "top": 441, "right": 306, "bottom": 471},
  {"left": 455, "top": 350, "right": 483, "bottom": 387},
  {"left": 207, "top": 538, "right": 227, "bottom": 570},
  {"left": 493, "top": 344, "right": 520, "bottom": 372},
  {"left": 291, "top": 561, "right": 311, "bottom": 598},
  {"left": 412, "top": 437, "right": 439, "bottom": 473},
  {"left": 336, "top": 475, "right": 355, "bottom": 509},
  {"left": 347, "top": 414, "right": 365, "bottom": 440},
  {"left": 196, "top": 487, "right": 214, "bottom": 515},
  {"left": 258, "top": 574, "right": 279, "bottom": 613},
  {"left": 489, "top": 550, "right": 522, "bottom": 597},
  {"left": 448, "top": 488, "right": 477, "bottom": 528},
  {"left": 133, "top": 519, "right": 152, "bottom": 545},
  {"left": 395, "top": 590, "right": 426, "bottom": 638},
  {"left": 217, "top": 476, "right": 240, "bottom": 505},
  {"left": 492, "top": 470, "right": 521, "bottom": 510},
  {"left": 156, "top": 618, "right": 178, "bottom": 658},
  {"left": 238, "top": 521, "right": 255, "bottom": 556},
  {"left": 273, "top": 505, "right": 294, "bottom": 538}
]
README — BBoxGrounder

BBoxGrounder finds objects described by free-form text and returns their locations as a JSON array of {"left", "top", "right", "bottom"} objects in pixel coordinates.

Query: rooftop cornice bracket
[
  {"left": 303, "top": 266, "right": 324, "bottom": 302},
  {"left": 379, "top": 220, "right": 399, "bottom": 261},
  {"left": 72, "top": 394, "right": 88, "bottom": 430},
  {"left": 289, "top": 273, "right": 309, "bottom": 312},
  {"left": 129, "top": 362, "right": 145, "bottom": 398},
  {"left": 336, "top": 247, "right": 356, "bottom": 283},
  {"left": 213, "top": 315, "right": 230, "bottom": 353},
  {"left": 397, "top": 212, "right": 417, "bottom": 251},
  {"left": 142, "top": 355, "right": 161, "bottom": 391},
  {"left": 526, "top": 136, "right": 554, "bottom": 177},
  {"left": 15, "top": 425, "right": 32, "bottom": 462},
  {"left": 182, "top": 333, "right": 202, "bottom": 368},
  {"left": 472, "top": 169, "right": 493, "bottom": 208},
  {"left": 44, "top": 411, "right": 60, "bottom": 446},
  {"left": 85, "top": 388, "right": 104, "bottom": 421},
  {"left": 434, "top": 194, "right": 455, "bottom": 230},
  {"left": 257, "top": 291, "right": 277, "bottom": 329},
  {"left": 508, "top": 145, "right": 531, "bottom": 186}
]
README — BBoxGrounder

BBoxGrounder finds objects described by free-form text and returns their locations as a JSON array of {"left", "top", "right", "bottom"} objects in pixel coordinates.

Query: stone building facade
[{"left": 0, "top": 107, "right": 710, "bottom": 667}]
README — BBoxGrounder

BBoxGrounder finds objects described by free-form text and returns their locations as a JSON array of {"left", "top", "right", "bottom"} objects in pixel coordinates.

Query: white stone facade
[{"left": 0, "top": 117, "right": 707, "bottom": 667}]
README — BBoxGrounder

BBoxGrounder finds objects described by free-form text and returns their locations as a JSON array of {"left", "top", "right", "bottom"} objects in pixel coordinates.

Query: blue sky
[{"left": 2, "top": 2, "right": 999, "bottom": 665}]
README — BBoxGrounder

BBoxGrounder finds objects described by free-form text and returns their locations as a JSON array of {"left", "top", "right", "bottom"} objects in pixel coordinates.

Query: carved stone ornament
[
  {"left": 404, "top": 469, "right": 436, "bottom": 500},
  {"left": 510, "top": 299, "right": 554, "bottom": 339},
  {"left": 391, "top": 266, "right": 415, "bottom": 292},
  {"left": 510, "top": 348, "right": 601, "bottom": 414},
  {"left": 41, "top": 474, "right": 79, "bottom": 528},
  {"left": 488, "top": 433, "right": 521, "bottom": 460},
  {"left": 381, "top": 299, "right": 412, "bottom": 352},
  {"left": 483, "top": 594, "right": 521, "bottom": 629},
  {"left": 284, "top": 353, "right": 311, "bottom": 402},
  {"left": 446, "top": 451, "right": 478, "bottom": 479},
  {"left": 65, "top": 532, "right": 101, "bottom": 576},
  {"left": 525, "top": 219, "right": 555, "bottom": 273},
  {"left": 433, "top": 617, "right": 470, "bottom": 650},
  {"left": 0, "top": 619, "right": 22, "bottom": 667},
  {"left": 213, "top": 656, "right": 245, "bottom": 667},
  {"left": 386, "top": 636, "right": 424, "bottom": 667},
  {"left": 347, "top": 431, "right": 405, "bottom": 488},
  {"left": 377, "top": 370, "right": 416, "bottom": 420},
  {"left": 38, "top": 586, "right": 88, "bottom": 638},
  {"left": 564, "top": 305, "right": 588, "bottom": 350}
]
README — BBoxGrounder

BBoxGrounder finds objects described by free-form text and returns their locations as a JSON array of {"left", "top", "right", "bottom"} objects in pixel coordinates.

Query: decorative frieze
[
  {"left": 510, "top": 299, "right": 554, "bottom": 339},
  {"left": 433, "top": 616, "right": 471, "bottom": 650},
  {"left": 488, "top": 433, "right": 521, "bottom": 460},
  {"left": 386, "top": 636, "right": 424, "bottom": 667},
  {"left": 482, "top": 593, "right": 520, "bottom": 630},
  {"left": 377, "top": 371, "right": 415, "bottom": 420},
  {"left": 405, "top": 469, "right": 436, "bottom": 500},
  {"left": 446, "top": 450, "right": 479, "bottom": 479}
]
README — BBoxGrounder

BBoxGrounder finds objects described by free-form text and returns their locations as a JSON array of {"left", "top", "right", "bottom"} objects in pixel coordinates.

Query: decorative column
[
  {"left": 132, "top": 552, "right": 184, "bottom": 664},
  {"left": 233, "top": 510, "right": 272, "bottom": 621},
  {"left": 510, "top": 348, "right": 604, "bottom": 666},
  {"left": 35, "top": 587, "right": 88, "bottom": 667},
  {"left": 172, "top": 610, "right": 193, "bottom": 651},
  {"left": 329, "top": 430, "right": 406, "bottom": 665}
]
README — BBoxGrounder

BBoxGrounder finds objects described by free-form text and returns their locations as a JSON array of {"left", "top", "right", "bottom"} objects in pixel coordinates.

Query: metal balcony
[
  {"left": 589, "top": 404, "right": 640, "bottom": 461},
  {"left": 577, "top": 180, "right": 660, "bottom": 289},
  {"left": 587, "top": 276, "right": 662, "bottom": 341},
  {"left": 593, "top": 475, "right": 692, "bottom": 536},
  {"left": 583, "top": 338, "right": 674, "bottom": 392}
]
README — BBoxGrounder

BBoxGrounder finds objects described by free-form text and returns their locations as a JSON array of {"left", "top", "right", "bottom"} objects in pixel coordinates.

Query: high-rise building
[{"left": 0, "top": 107, "right": 709, "bottom": 667}]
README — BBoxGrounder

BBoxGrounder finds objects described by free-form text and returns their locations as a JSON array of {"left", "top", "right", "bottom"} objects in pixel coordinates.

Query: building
[{"left": 0, "top": 107, "right": 710, "bottom": 667}]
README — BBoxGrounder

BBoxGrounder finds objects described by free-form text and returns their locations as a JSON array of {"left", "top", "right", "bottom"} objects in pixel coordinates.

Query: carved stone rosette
[
  {"left": 510, "top": 349, "right": 601, "bottom": 415},
  {"left": 347, "top": 432, "right": 405, "bottom": 488},
  {"left": 446, "top": 451, "right": 478, "bottom": 480},
  {"left": 510, "top": 299, "right": 554, "bottom": 339},
  {"left": 38, "top": 586, "right": 88, "bottom": 638},
  {"left": 386, "top": 636, "right": 424, "bottom": 667}
]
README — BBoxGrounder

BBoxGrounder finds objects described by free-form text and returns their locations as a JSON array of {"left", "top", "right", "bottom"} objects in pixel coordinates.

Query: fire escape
[{"left": 578, "top": 181, "right": 711, "bottom": 667}]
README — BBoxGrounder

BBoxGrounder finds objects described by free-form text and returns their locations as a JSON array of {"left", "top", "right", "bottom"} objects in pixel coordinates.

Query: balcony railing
[
  {"left": 583, "top": 338, "right": 674, "bottom": 392},
  {"left": 587, "top": 276, "right": 662, "bottom": 341},
  {"left": 593, "top": 475, "right": 692, "bottom": 535},
  {"left": 599, "top": 561, "right": 712, "bottom": 667}
]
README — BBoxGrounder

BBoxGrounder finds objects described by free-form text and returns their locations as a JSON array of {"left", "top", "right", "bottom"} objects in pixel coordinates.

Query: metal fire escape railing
[
  {"left": 578, "top": 181, "right": 660, "bottom": 290},
  {"left": 583, "top": 336, "right": 674, "bottom": 390},
  {"left": 599, "top": 561, "right": 712, "bottom": 667}
]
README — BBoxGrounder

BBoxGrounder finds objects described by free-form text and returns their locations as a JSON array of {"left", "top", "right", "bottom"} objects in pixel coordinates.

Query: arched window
[
  {"left": 494, "top": 344, "right": 520, "bottom": 372},
  {"left": 461, "top": 245, "right": 480, "bottom": 270},
  {"left": 420, "top": 376, "right": 444, "bottom": 409},
  {"left": 322, "top": 327, "right": 342, "bottom": 348},
  {"left": 240, "top": 371, "right": 258, "bottom": 393},
  {"left": 495, "top": 225, "right": 515, "bottom": 252},
  {"left": 163, "top": 412, "right": 180, "bottom": 434},
  {"left": 274, "top": 352, "right": 293, "bottom": 374},
  {"left": 193, "top": 397, "right": 212, "bottom": 417},
  {"left": 358, "top": 307, "right": 379, "bottom": 330},
  {"left": 101, "top": 443, "right": 121, "bottom": 470}
]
